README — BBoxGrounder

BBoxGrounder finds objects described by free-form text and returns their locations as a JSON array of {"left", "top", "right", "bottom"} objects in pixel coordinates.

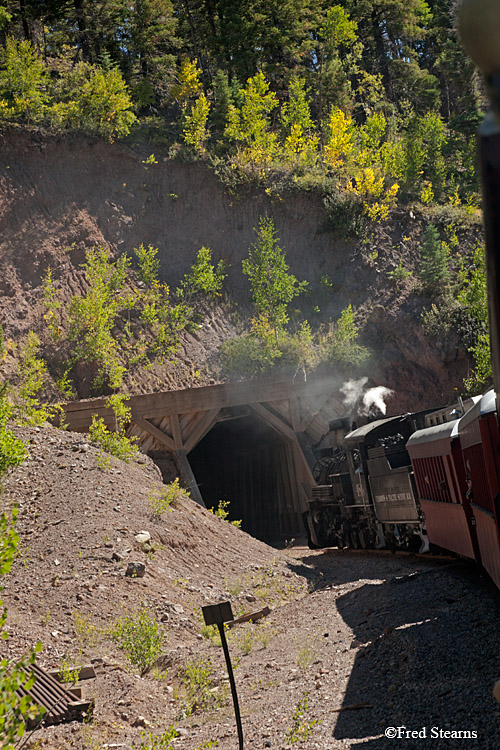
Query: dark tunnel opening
[{"left": 188, "top": 411, "right": 303, "bottom": 544}]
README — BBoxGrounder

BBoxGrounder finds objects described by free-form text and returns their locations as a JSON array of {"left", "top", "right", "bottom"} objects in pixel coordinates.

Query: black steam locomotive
[{"left": 304, "top": 409, "right": 440, "bottom": 554}]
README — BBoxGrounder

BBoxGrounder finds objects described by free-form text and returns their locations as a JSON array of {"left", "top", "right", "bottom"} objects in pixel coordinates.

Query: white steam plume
[
  {"left": 360, "top": 385, "right": 394, "bottom": 416},
  {"left": 341, "top": 378, "right": 394, "bottom": 416},
  {"left": 340, "top": 377, "right": 368, "bottom": 409}
]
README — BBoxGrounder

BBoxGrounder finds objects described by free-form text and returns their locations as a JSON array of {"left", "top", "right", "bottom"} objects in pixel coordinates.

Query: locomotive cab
[{"left": 343, "top": 412, "right": 430, "bottom": 552}]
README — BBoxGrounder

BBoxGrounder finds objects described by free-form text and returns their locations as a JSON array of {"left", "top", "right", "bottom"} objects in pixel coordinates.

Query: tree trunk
[
  {"left": 18, "top": 0, "right": 32, "bottom": 42},
  {"left": 73, "top": 0, "right": 91, "bottom": 61}
]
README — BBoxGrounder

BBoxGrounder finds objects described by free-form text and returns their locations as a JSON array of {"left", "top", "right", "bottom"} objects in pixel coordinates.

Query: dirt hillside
[{"left": 0, "top": 127, "right": 480, "bottom": 411}]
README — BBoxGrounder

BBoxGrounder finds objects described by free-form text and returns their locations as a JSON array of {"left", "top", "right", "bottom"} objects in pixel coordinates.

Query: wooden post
[{"left": 174, "top": 450, "right": 206, "bottom": 508}]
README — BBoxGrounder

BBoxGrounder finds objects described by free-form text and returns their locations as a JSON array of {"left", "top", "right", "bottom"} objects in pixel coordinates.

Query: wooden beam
[
  {"left": 133, "top": 419, "right": 175, "bottom": 451},
  {"left": 171, "top": 413, "right": 184, "bottom": 450},
  {"left": 249, "top": 403, "right": 296, "bottom": 442},
  {"left": 298, "top": 392, "right": 335, "bottom": 433},
  {"left": 292, "top": 436, "right": 316, "bottom": 490},
  {"left": 295, "top": 431, "right": 317, "bottom": 472},
  {"left": 174, "top": 450, "right": 205, "bottom": 507},
  {"left": 184, "top": 408, "right": 220, "bottom": 454},
  {"left": 63, "top": 377, "right": 336, "bottom": 432},
  {"left": 290, "top": 397, "right": 301, "bottom": 431}
]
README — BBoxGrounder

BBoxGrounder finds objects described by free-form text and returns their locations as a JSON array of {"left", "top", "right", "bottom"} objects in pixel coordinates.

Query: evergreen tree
[{"left": 419, "top": 223, "right": 450, "bottom": 295}]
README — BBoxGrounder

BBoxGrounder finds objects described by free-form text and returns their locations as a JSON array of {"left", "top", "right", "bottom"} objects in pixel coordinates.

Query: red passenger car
[
  {"left": 457, "top": 390, "right": 500, "bottom": 588},
  {"left": 407, "top": 419, "right": 479, "bottom": 561}
]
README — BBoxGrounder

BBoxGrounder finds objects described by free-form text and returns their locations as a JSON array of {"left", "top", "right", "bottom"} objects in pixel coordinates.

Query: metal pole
[{"left": 217, "top": 622, "right": 244, "bottom": 750}]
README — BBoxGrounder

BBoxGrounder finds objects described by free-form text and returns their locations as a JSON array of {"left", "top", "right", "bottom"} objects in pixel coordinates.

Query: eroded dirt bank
[{"left": 0, "top": 127, "right": 475, "bottom": 411}]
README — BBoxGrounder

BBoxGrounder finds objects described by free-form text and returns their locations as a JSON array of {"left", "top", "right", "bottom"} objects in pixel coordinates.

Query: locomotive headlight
[{"left": 458, "top": 0, "right": 500, "bottom": 76}]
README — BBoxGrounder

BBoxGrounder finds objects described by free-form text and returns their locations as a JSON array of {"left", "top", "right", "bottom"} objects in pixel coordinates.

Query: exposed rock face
[{"left": 0, "top": 127, "right": 477, "bottom": 411}]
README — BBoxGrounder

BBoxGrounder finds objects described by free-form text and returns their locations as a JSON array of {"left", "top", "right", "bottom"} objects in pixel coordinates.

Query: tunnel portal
[
  {"left": 189, "top": 411, "right": 301, "bottom": 543},
  {"left": 63, "top": 378, "right": 344, "bottom": 544}
]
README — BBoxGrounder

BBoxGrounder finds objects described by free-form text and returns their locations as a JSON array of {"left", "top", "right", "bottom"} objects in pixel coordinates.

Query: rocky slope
[
  {"left": 0, "top": 126, "right": 484, "bottom": 412},
  {"left": 2, "top": 423, "right": 500, "bottom": 750}
]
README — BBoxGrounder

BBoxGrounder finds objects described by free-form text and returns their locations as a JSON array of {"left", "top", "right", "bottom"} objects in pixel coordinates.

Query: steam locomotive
[{"left": 303, "top": 390, "right": 500, "bottom": 590}]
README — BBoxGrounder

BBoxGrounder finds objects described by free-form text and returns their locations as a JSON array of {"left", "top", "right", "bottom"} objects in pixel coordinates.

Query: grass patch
[
  {"left": 295, "top": 638, "right": 316, "bottom": 670},
  {"left": 73, "top": 611, "right": 106, "bottom": 651},
  {"left": 285, "top": 692, "right": 319, "bottom": 744},
  {"left": 176, "top": 656, "right": 227, "bottom": 718},
  {"left": 147, "top": 478, "right": 184, "bottom": 519}
]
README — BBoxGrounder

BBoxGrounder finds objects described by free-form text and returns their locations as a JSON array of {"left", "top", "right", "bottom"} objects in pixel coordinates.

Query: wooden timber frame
[{"left": 63, "top": 377, "right": 345, "bottom": 534}]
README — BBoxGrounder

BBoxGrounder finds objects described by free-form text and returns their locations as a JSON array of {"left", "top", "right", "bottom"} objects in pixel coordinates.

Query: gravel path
[{"left": 178, "top": 550, "right": 500, "bottom": 750}]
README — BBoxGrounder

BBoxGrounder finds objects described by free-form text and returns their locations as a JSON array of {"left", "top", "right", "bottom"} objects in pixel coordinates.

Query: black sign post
[{"left": 202, "top": 601, "right": 243, "bottom": 750}]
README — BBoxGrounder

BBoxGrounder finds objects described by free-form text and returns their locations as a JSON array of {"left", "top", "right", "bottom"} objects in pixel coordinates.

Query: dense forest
[{"left": 0, "top": 1, "right": 486, "bottom": 206}]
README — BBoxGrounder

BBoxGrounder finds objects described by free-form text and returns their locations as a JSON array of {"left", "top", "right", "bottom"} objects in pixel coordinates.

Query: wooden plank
[
  {"left": 292, "top": 435, "right": 316, "bottom": 494},
  {"left": 174, "top": 450, "right": 205, "bottom": 507},
  {"left": 286, "top": 441, "right": 303, "bottom": 531},
  {"left": 249, "top": 402, "right": 296, "bottom": 442},
  {"left": 133, "top": 419, "right": 175, "bottom": 452},
  {"left": 158, "top": 415, "right": 174, "bottom": 438},
  {"left": 267, "top": 399, "right": 293, "bottom": 427},
  {"left": 184, "top": 408, "right": 220, "bottom": 454},
  {"left": 180, "top": 410, "right": 199, "bottom": 436},
  {"left": 295, "top": 431, "right": 317, "bottom": 472},
  {"left": 171, "top": 413, "right": 184, "bottom": 450},
  {"left": 47, "top": 665, "right": 96, "bottom": 682},
  {"left": 227, "top": 606, "right": 271, "bottom": 628}
]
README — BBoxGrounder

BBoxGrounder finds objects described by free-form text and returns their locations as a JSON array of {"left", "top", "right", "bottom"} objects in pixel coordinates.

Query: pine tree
[{"left": 419, "top": 223, "right": 450, "bottom": 295}]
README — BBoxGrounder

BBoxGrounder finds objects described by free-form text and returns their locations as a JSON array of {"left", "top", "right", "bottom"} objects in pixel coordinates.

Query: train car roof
[
  {"left": 406, "top": 419, "right": 459, "bottom": 458},
  {"left": 458, "top": 389, "right": 496, "bottom": 432},
  {"left": 343, "top": 415, "right": 406, "bottom": 446}
]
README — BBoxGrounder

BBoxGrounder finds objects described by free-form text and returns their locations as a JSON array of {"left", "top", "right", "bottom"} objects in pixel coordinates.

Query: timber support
[{"left": 63, "top": 377, "right": 345, "bottom": 540}]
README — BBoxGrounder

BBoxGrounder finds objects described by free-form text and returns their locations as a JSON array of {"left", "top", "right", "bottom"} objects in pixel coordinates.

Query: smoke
[
  {"left": 361, "top": 385, "right": 394, "bottom": 416},
  {"left": 341, "top": 377, "right": 394, "bottom": 417},
  {"left": 340, "top": 377, "right": 368, "bottom": 409}
]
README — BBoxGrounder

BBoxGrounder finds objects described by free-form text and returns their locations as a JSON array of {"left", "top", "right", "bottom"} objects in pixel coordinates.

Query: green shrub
[
  {"left": 419, "top": 223, "right": 450, "bottom": 296},
  {"left": 88, "top": 393, "right": 137, "bottom": 466},
  {"left": 14, "top": 332, "right": 55, "bottom": 426},
  {"left": 0, "top": 509, "right": 44, "bottom": 748},
  {"left": 111, "top": 609, "right": 163, "bottom": 673},
  {"left": 182, "top": 93, "right": 210, "bottom": 154},
  {"left": 181, "top": 246, "right": 227, "bottom": 301},
  {"left": 0, "top": 38, "right": 136, "bottom": 141},
  {"left": 319, "top": 305, "right": 370, "bottom": 369},
  {"left": 219, "top": 332, "right": 280, "bottom": 378},
  {"left": 178, "top": 656, "right": 225, "bottom": 717},
  {"left": 285, "top": 693, "right": 319, "bottom": 744},
  {"left": 242, "top": 217, "right": 308, "bottom": 337},
  {"left": 387, "top": 260, "right": 413, "bottom": 285},
  {"left": 134, "top": 244, "right": 161, "bottom": 286},
  {"left": 0, "top": 393, "right": 26, "bottom": 477},
  {"left": 0, "top": 37, "right": 48, "bottom": 122},
  {"left": 134, "top": 726, "right": 179, "bottom": 750},
  {"left": 68, "top": 246, "right": 130, "bottom": 390},
  {"left": 52, "top": 62, "right": 137, "bottom": 141},
  {"left": 147, "top": 478, "right": 184, "bottom": 519},
  {"left": 209, "top": 499, "right": 242, "bottom": 528}
]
